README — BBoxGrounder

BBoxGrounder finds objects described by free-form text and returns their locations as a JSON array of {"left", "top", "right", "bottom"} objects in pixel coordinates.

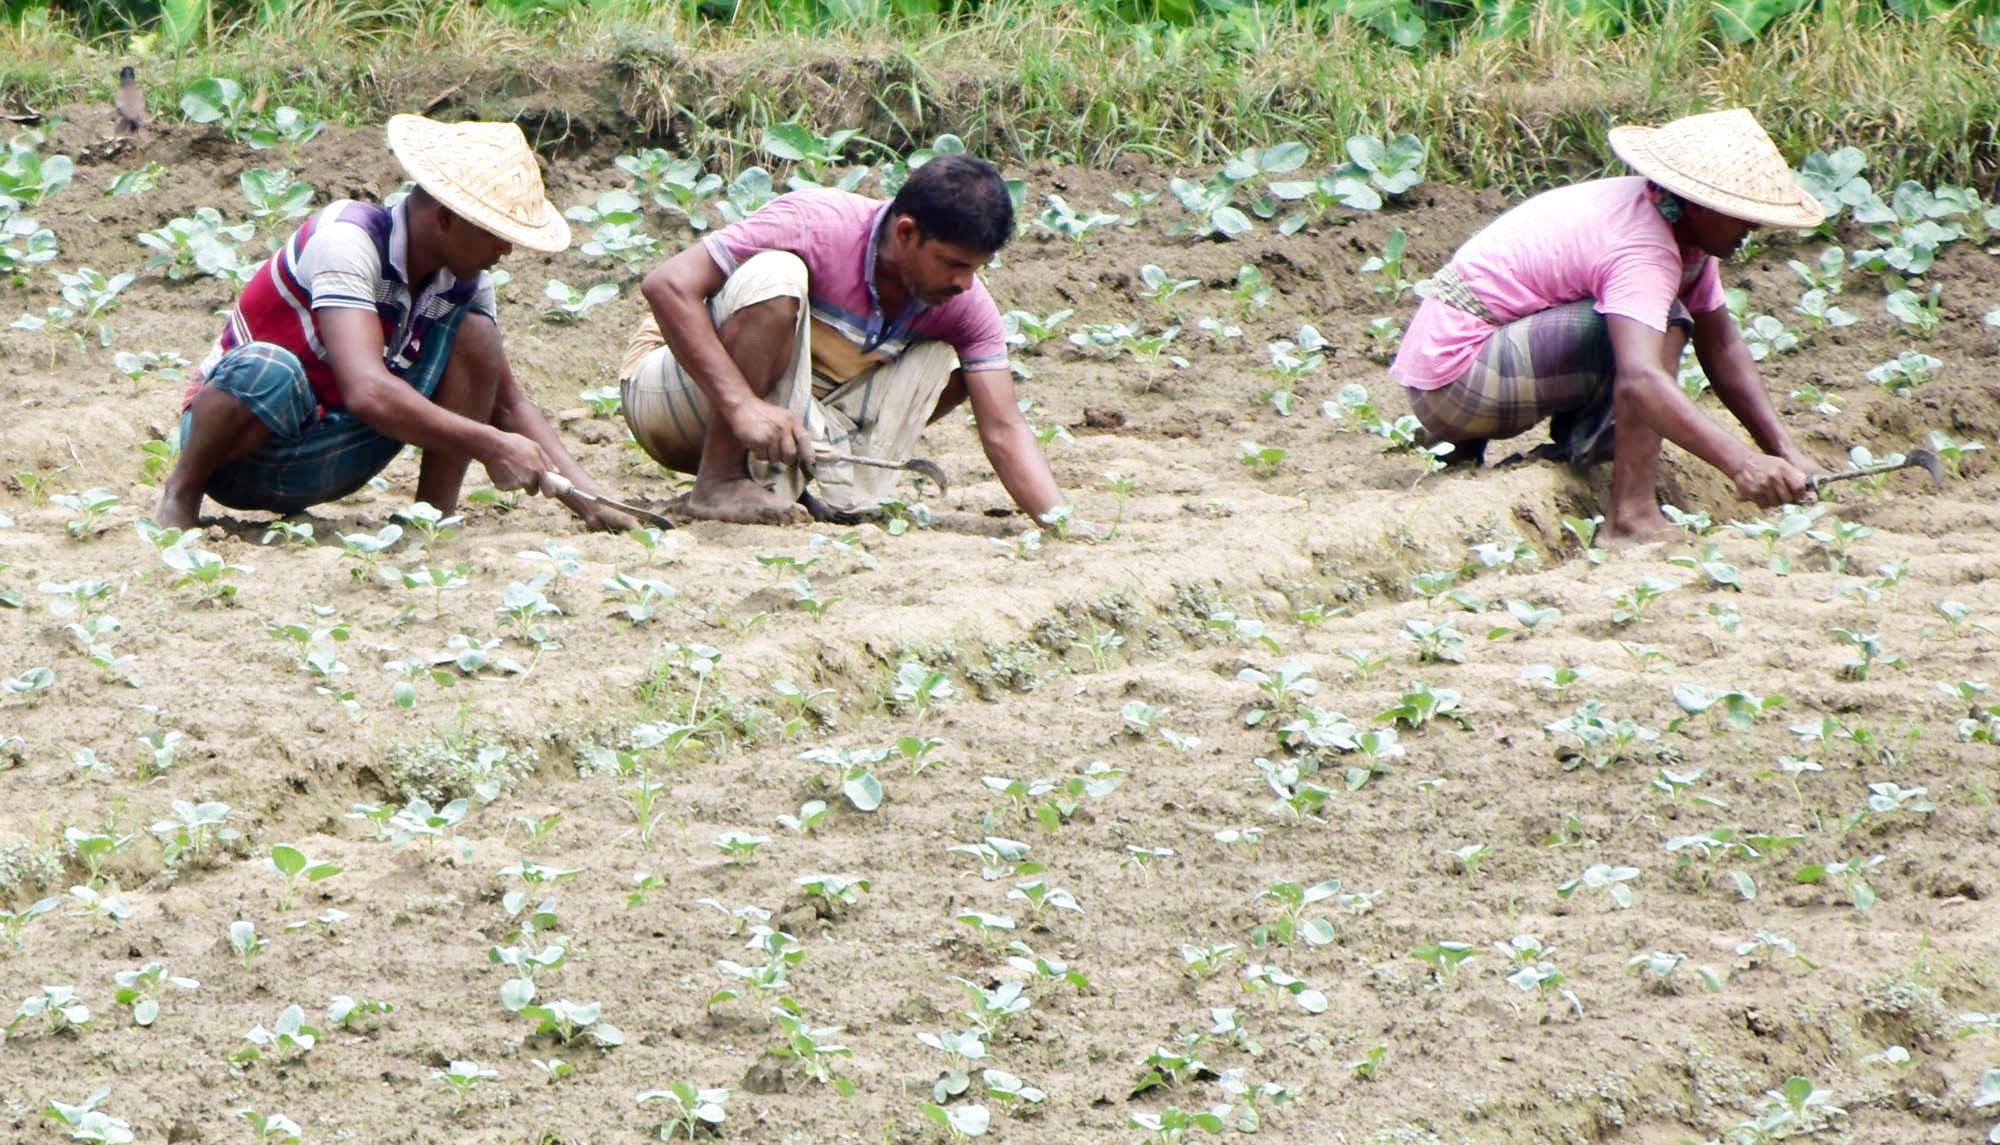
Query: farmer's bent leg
[
  {"left": 814, "top": 340, "right": 958, "bottom": 511},
  {"left": 621, "top": 250, "right": 814, "bottom": 522},
  {"left": 1405, "top": 300, "right": 1612, "bottom": 460},
  {"left": 154, "top": 343, "right": 315, "bottom": 527},
  {"left": 417, "top": 310, "right": 504, "bottom": 513},
  {"left": 1606, "top": 306, "right": 1693, "bottom": 544}
]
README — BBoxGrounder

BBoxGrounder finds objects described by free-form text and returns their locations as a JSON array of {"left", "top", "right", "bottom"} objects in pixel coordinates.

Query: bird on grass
[{"left": 114, "top": 65, "right": 144, "bottom": 133}]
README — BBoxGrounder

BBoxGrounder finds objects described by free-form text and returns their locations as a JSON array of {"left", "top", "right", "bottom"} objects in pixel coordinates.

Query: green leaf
[
  {"left": 179, "top": 78, "right": 244, "bottom": 126},
  {"left": 761, "top": 122, "right": 819, "bottom": 163}
]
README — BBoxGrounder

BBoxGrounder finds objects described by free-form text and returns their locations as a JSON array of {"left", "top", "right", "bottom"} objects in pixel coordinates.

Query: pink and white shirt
[
  {"left": 1392, "top": 177, "right": 1725, "bottom": 390},
  {"left": 699, "top": 188, "right": 1008, "bottom": 392}
]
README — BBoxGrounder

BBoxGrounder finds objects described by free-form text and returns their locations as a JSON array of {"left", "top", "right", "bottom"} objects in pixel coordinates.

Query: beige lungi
[{"left": 619, "top": 250, "right": 959, "bottom": 513}]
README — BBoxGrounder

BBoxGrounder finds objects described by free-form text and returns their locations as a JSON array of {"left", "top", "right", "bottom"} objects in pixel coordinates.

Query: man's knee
[{"left": 201, "top": 342, "right": 313, "bottom": 439}]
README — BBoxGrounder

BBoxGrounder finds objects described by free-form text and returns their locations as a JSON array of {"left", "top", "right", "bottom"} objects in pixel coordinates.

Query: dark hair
[
  {"left": 888, "top": 153, "right": 1014, "bottom": 254},
  {"left": 406, "top": 183, "right": 438, "bottom": 210}
]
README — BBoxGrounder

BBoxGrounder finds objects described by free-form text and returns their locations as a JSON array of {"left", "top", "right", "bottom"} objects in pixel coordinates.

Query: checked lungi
[
  {"left": 179, "top": 303, "right": 469, "bottom": 514},
  {"left": 1407, "top": 265, "right": 1692, "bottom": 462}
]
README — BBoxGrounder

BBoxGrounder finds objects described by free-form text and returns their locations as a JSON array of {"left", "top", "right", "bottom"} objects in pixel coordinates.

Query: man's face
[
  {"left": 887, "top": 216, "right": 990, "bottom": 306},
  {"left": 439, "top": 209, "right": 513, "bottom": 279},
  {"left": 1681, "top": 202, "right": 1757, "bottom": 260}
]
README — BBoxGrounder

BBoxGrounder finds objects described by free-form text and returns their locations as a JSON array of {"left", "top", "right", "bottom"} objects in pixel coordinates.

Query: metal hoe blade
[
  {"left": 1807, "top": 447, "right": 1944, "bottom": 492},
  {"left": 815, "top": 449, "right": 950, "bottom": 497},
  {"left": 537, "top": 472, "right": 679, "bottom": 528}
]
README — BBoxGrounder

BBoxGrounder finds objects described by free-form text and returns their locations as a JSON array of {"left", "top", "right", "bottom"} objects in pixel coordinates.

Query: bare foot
[
  {"left": 1603, "top": 505, "right": 1676, "bottom": 547},
  {"left": 152, "top": 486, "right": 201, "bottom": 529},
  {"left": 683, "top": 474, "right": 806, "bottom": 525}
]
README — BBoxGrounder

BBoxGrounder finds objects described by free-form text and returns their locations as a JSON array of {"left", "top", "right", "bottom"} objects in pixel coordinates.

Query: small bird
[{"left": 113, "top": 65, "right": 144, "bottom": 134}]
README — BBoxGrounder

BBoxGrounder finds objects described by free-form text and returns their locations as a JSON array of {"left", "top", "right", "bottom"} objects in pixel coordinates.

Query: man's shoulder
[
  {"left": 770, "top": 187, "right": 882, "bottom": 223},
  {"left": 300, "top": 200, "right": 390, "bottom": 256}
]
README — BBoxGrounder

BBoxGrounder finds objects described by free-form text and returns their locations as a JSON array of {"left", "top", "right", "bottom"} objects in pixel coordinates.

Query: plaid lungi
[
  {"left": 1407, "top": 295, "right": 1693, "bottom": 462},
  {"left": 179, "top": 303, "right": 468, "bottom": 513}
]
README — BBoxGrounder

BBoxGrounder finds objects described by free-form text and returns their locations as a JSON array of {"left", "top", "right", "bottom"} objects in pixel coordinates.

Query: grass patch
[{"left": 2, "top": 0, "right": 1995, "bottom": 189}]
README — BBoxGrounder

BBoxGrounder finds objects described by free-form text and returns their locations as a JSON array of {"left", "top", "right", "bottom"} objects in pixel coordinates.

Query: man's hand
[
  {"left": 572, "top": 499, "right": 638, "bottom": 533},
  {"left": 726, "top": 399, "right": 814, "bottom": 467},
  {"left": 482, "top": 430, "right": 555, "bottom": 492},
  {"left": 1730, "top": 454, "right": 1809, "bottom": 507}
]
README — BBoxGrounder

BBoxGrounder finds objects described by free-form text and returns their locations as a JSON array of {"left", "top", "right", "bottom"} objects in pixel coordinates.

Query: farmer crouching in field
[
  {"left": 618, "top": 154, "right": 1066, "bottom": 524},
  {"left": 1389, "top": 108, "right": 1826, "bottom": 544},
  {"left": 155, "top": 115, "right": 634, "bottom": 532}
]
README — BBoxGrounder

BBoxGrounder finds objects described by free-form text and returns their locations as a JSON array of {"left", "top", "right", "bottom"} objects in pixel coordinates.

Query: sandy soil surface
[{"left": 1, "top": 106, "right": 1998, "bottom": 1145}]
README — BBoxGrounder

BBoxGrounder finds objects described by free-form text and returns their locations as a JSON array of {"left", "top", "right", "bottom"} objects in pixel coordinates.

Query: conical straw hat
[
  {"left": 1608, "top": 108, "right": 1825, "bottom": 230},
  {"left": 386, "top": 114, "right": 570, "bottom": 253}
]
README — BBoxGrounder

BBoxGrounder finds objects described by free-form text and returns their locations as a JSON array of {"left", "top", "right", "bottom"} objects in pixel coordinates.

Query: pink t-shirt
[
  {"left": 1392, "top": 177, "right": 1725, "bottom": 391},
  {"left": 700, "top": 188, "right": 1008, "bottom": 390}
]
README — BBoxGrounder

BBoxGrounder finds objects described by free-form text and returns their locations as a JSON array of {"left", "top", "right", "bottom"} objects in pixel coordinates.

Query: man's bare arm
[
  {"left": 1687, "top": 306, "right": 1819, "bottom": 472},
  {"left": 320, "top": 307, "right": 550, "bottom": 482},
  {"left": 961, "top": 366, "right": 1064, "bottom": 520}
]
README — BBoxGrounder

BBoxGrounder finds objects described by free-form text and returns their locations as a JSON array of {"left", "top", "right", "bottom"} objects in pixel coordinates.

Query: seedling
[
  {"left": 1830, "top": 627, "right": 1904, "bottom": 680},
  {"left": 890, "top": 660, "right": 955, "bottom": 719},
  {"left": 150, "top": 799, "right": 239, "bottom": 864},
  {"left": 1377, "top": 680, "right": 1467, "bottom": 731},
  {"left": 775, "top": 799, "right": 828, "bottom": 835},
  {"left": 1606, "top": 577, "right": 1679, "bottom": 625},
  {"left": 712, "top": 830, "right": 769, "bottom": 864},
  {"left": 760, "top": 120, "right": 862, "bottom": 185},
  {"left": 13, "top": 267, "right": 137, "bottom": 356},
  {"left": 1865, "top": 350, "right": 1940, "bottom": 396},
  {"left": 50, "top": 487, "right": 118, "bottom": 537},
  {"left": 41, "top": 1086, "right": 132, "bottom": 1144},
  {"left": 1236, "top": 441, "right": 1285, "bottom": 476},
  {"left": 233, "top": 1003, "right": 318, "bottom": 1062},
  {"left": 138, "top": 208, "right": 255, "bottom": 281},
  {"left": 1885, "top": 284, "right": 1942, "bottom": 337},
  {"left": 543, "top": 279, "right": 618, "bottom": 322},
  {"left": 1410, "top": 941, "right": 1477, "bottom": 984},
  {"left": 518, "top": 998, "right": 623, "bottom": 1047},
  {"left": 1241, "top": 962, "right": 1327, "bottom": 1012},
  {"left": 227, "top": 919, "right": 267, "bottom": 968},
  {"left": 1339, "top": 132, "right": 1427, "bottom": 199},
  {"left": 267, "top": 844, "right": 340, "bottom": 911},
  {"left": 796, "top": 873, "right": 871, "bottom": 911},
  {"left": 1557, "top": 863, "right": 1640, "bottom": 909},
  {"left": 235, "top": 1110, "right": 303, "bottom": 1142},
  {"left": 768, "top": 1005, "right": 853, "bottom": 1094},
  {"left": 160, "top": 542, "right": 251, "bottom": 602},
  {"left": 1129, "top": 1105, "right": 1228, "bottom": 1144},
  {"left": 1359, "top": 228, "right": 1415, "bottom": 297},
  {"left": 638, "top": 1083, "right": 730, "bottom": 1140},
  {"left": 1112, "top": 185, "right": 1160, "bottom": 223},
  {"left": 1034, "top": 193, "right": 1119, "bottom": 244},
  {"left": 1794, "top": 288, "right": 1856, "bottom": 330},
  {"left": 800, "top": 744, "right": 887, "bottom": 811},
  {"left": 9, "top": 984, "right": 89, "bottom": 1037},
  {"left": 434, "top": 1060, "right": 498, "bottom": 1112},
  {"left": 239, "top": 167, "right": 314, "bottom": 225},
  {"left": 1521, "top": 663, "right": 1593, "bottom": 699}
]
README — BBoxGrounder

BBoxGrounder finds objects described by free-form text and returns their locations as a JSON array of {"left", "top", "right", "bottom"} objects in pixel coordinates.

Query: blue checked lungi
[{"left": 179, "top": 304, "right": 468, "bottom": 513}]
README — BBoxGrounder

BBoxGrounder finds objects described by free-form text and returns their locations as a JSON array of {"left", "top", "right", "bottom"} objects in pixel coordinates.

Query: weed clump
[
  {"left": 380, "top": 726, "right": 538, "bottom": 805},
  {"left": 0, "top": 839, "right": 64, "bottom": 900}
]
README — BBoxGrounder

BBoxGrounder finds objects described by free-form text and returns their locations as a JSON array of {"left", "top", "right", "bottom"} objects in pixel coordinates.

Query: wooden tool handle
[{"left": 539, "top": 471, "right": 575, "bottom": 497}]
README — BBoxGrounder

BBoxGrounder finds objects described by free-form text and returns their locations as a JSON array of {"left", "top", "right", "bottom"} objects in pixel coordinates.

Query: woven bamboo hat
[
  {"left": 386, "top": 114, "right": 570, "bottom": 253},
  {"left": 1608, "top": 108, "right": 1825, "bottom": 230}
]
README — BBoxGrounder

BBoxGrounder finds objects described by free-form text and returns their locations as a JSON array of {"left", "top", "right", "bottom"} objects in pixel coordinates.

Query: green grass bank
[{"left": 3, "top": 0, "right": 1996, "bottom": 191}]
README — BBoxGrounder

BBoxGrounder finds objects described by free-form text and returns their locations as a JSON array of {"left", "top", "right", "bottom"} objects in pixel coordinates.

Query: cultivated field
[{"left": 2, "top": 92, "right": 1999, "bottom": 1145}]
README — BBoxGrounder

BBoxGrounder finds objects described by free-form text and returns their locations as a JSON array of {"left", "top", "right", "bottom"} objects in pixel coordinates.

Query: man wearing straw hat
[
  {"left": 617, "top": 154, "right": 1066, "bottom": 525},
  {"left": 1389, "top": 107, "right": 1825, "bottom": 544},
  {"left": 154, "top": 114, "right": 634, "bottom": 531}
]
